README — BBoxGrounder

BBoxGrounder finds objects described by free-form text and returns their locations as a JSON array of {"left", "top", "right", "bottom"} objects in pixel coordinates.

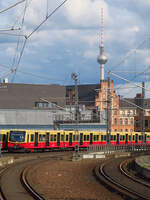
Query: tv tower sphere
[{"left": 97, "top": 52, "right": 107, "bottom": 64}]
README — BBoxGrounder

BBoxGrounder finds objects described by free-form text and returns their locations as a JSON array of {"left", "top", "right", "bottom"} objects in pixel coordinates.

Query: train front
[{"left": 8, "top": 130, "right": 27, "bottom": 152}]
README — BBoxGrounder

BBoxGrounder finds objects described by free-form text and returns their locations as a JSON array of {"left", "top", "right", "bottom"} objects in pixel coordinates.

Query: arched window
[{"left": 125, "top": 118, "right": 128, "bottom": 125}]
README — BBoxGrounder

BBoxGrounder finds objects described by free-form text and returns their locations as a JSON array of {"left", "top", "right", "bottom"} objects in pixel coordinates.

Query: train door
[
  {"left": 144, "top": 134, "right": 147, "bottom": 143},
  {"left": 90, "top": 133, "right": 93, "bottom": 145},
  {"left": 117, "top": 133, "right": 119, "bottom": 145},
  {"left": 135, "top": 134, "right": 138, "bottom": 144},
  {"left": 3, "top": 133, "right": 8, "bottom": 149},
  {"left": 69, "top": 133, "right": 72, "bottom": 146},
  {"left": 46, "top": 132, "right": 49, "bottom": 147},
  {"left": 34, "top": 132, "right": 38, "bottom": 147},
  {"left": 80, "top": 133, "right": 83, "bottom": 146},
  {"left": 57, "top": 132, "right": 60, "bottom": 147},
  {"left": 125, "top": 134, "right": 128, "bottom": 144}
]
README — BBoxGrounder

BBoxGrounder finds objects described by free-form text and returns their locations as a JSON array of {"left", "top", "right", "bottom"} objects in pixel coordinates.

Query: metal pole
[
  {"left": 107, "top": 77, "right": 111, "bottom": 145},
  {"left": 141, "top": 82, "right": 145, "bottom": 144},
  {"left": 71, "top": 73, "right": 79, "bottom": 153}
]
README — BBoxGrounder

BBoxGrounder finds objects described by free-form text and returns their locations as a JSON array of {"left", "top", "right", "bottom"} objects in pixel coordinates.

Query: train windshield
[{"left": 9, "top": 131, "right": 25, "bottom": 142}]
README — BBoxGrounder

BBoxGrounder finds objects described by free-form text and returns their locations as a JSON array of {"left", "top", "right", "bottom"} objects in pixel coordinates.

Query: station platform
[{"left": 135, "top": 155, "right": 150, "bottom": 179}]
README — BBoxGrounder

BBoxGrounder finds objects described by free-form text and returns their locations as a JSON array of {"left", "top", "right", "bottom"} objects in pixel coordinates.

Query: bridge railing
[{"left": 85, "top": 144, "right": 150, "bottom": 154}]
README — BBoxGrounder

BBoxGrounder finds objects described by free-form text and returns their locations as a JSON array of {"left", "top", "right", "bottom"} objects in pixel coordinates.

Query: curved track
[
  {"left": 95, "top": 157, "right": 150, "bottom": 200},
  {"left": 0, "top": 152, "right": 71, "bottom": 200}
]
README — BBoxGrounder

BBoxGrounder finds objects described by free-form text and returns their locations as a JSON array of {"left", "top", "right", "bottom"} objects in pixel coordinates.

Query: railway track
[
  {"left": 0, "top": 152, "right": 71, "bottom": 200},
  {"left": 94, "top": 157, "right": 150, "bottom": 200}
]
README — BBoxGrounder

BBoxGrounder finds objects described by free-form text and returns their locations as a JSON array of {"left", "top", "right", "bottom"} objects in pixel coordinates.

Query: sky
[{"left": 0, "top": 0, "right": 150, "bottom": 98}]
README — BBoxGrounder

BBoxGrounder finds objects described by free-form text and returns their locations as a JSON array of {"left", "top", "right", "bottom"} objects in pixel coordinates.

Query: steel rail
[
  {"left": 120, "top": 159, "right": 150, "bottom": 188},
  {"left": 0, "top": 167, "right": 11, "bottom": 200},
  {"left": 95, "top": 159, "right": 150, "bottom": 200},
  {"left": 21, "top": 165, "right": 45, "bottom": 200}
]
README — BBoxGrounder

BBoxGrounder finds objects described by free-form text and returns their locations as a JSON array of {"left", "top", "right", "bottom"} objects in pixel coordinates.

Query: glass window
[
  {"left": 104, "top": 135, "right": 106, "bottom": 141},
  {"left": 31, "top": 134, "right": 34, "bottom": 142},
  {"left": 73, "top": 135, "right": 76, "bottom": 141},
  {"left": 54, "top": 135, "right": 56, "bottom": 141},
  {"left": 9, "top": 131, "right": 25, "bottom": 142},
  {"left": 50, "top": 135, "right": 53, "bottom": 141},
  {"left": 87, "top": 135, "right": 89, "bottom": 141},
  {"left": 125, "top": 118, "right": 128, "bottom": 125},
  {"left": 61, "top": 135, "right": 64, "bottom": 141},
  {"left": 66, "top": 135, "right": 69, "bottom": 141}
]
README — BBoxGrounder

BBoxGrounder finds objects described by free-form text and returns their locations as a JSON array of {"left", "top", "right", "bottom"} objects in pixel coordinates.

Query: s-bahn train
[{"left": 0, "top": 129, "right": 149, "bottom": 152}]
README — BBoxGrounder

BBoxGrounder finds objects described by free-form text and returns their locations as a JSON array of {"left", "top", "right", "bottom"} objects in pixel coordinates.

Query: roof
[{"left": 0, "top": 83, "right": 66, "bottom": 109}]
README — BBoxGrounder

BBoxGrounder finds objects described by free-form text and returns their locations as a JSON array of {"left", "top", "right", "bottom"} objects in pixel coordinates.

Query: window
[
  {"left": 120, "top": 118, "right": 123, "bottom": 125},
  {"left": 114, "top": 109, "right": 117, "bottom": 115},
  {"left": 125, "top": 118, "right": 128, "bottom": 125},
  {"left": 66, "top": 135, "right": 69, "bottom": 141},
  {"left": 61, "top": 135, "right": 64, "bottom": 141},
  {"left": 54, "top": 135, "right": 56, "bottom": 141},
  {"left": 73, "top": 135, "right": 76, "bottom": 141},
  {"left": 39, "top": 135, "right": 46, "bottom": 141},
  {"left": 130, "top": 118, "right": 134, "bottom": 125},
  {"left": 145, "top": 120, "right": 148, "bottom": 127},
  {"left": 31, "top": 134, "right": 34, "bottom": 142},
  {"left": 35, "top": 101, "right": 57, "bottom": 108},
  {"left": 87, "top": 135, "right": 89, "bottom": 141}
]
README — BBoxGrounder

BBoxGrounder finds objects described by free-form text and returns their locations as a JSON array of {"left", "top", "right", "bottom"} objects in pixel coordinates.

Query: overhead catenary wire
[
  {"left": 0, "top": 0, "right": 25, "bottom": 14},
  {"left": 10, "top": 0, "right": 68, "bottom": 82},
  {"left": 27, "top": 0, "right": 68, "bottom": 39},
  {"left": 109, "top": 71, "right": 150, "bottom": 93}
]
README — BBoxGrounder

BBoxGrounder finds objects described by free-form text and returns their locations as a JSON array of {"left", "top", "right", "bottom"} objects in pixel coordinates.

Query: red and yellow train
[{"left": 0, "top": 129, "right": 149, "bottom": 152}]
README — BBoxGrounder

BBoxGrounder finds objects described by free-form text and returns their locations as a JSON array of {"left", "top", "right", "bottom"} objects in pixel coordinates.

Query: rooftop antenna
[{"left": 97, "top": 8, "right": 107, "bottom": 81}]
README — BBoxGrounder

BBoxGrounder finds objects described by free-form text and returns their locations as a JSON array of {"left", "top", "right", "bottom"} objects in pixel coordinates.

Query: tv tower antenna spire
[{"left": 97, "top": 7, "right": 107, "bottom": 81}]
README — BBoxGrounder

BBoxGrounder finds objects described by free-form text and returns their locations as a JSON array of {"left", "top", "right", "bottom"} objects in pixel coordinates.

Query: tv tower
[{"left": 97, "top": 8, "right": 107, "bottom": 81}]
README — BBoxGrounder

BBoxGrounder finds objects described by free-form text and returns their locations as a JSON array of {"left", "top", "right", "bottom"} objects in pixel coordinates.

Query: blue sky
[{"left": 1, "top": 0, "right": 150, "bottom": 97}]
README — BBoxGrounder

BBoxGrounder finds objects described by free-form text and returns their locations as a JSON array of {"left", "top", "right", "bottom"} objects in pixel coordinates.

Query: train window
[
  {"left": 114, "top": 135, "right": 116, "bottom": 140},
  {"left": 104, "top": 135, "right": 106, "bottom": 141},
  {"left": 66, "top": 135, "right": 69, "bottom": 141},
  {"left": 54, "top": 135, "right": 56, "bottom": 141},
  {"left": 0, "top": 134, "right": 1, "bottom": 141},
  {"left": 31, "top": 134, "right": 34, "bottom": 142},
  {"left": 133, "top": 135, "right": 135, "bottom": 140},
  {"left": 129, "top": 135, "right": 131, "bottom": 141},
  {"left": 94, "top": 135, "right": 96, "bottom": 141},
  {"left": 61, "top": 135, "right": 64, "bottom": 141},
  {"left": 87, "top": 135, "right": 89, "bottom": 141},
  {"left": 111, "top": 135, "right": 113, "bottom": 141},
  {"left": 97, "top": 135, "right": 99, "bottom": 141},
  {"left": 39, "top": 135, "right": 45, "bottom": 141},
  {"left": 50, "top": 135, "right": 54, "bottom": 141},
  {"left": 147, "top": 135, "right": 150, "bottom": 141},
  {"left": 76, "top": 135, "right": 79, "bottom": 141},
  {"left": 39, "top": 135, "right": 42, "bottom": 141},
  {"left": 73, "top": 135, "right": 76, "bottom": 141},
  {"left": 139, "top": 135, "right": 142, "bottom": 141},
  {"left": 27, "top": 135, "right": 29, "bottom": 143},
  {"left": 123, "top": 136, "right": 125, "bottom": 140},
  {"left": 101, "top": 135, "right": 103, "bottom": 141},
  {"left": 84, "top": 135, "right": 86, "bottom": 141}
]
